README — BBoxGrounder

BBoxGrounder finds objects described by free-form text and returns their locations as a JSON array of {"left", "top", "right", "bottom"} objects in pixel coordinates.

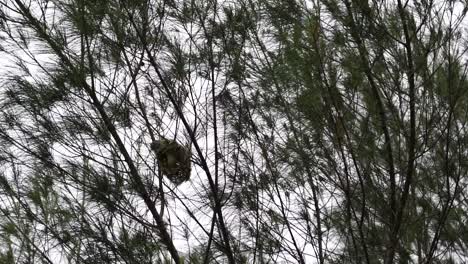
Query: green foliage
[
  {"left": 0, "top": 0, "right": 468, "bottom": 263},
  {"left": 1, "top": 222, "right": 16, "bottom": 236},
  {"left": 0, "top": 250, "right": 14, "bottom": 264}
]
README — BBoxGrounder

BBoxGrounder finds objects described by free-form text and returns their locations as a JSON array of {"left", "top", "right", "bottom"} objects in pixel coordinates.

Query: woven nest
[{"left": 151, "top": 139, "right": 191, "bottom": 185}]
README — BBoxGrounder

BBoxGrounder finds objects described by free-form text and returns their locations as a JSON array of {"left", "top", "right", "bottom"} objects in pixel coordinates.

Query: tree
[{"left": 0, "top": 0, "right": 468, "bottom": 263}]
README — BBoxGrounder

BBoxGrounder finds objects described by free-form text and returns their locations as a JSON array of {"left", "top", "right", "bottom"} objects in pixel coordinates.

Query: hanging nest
[{"left": 151, "top": 138, "right": 191, "bottom": 185}]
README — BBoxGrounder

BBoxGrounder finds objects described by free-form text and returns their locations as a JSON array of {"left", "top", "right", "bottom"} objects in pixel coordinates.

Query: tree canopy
[{"left": 0, "top": 0, "right": 468, "bottom": 263}]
